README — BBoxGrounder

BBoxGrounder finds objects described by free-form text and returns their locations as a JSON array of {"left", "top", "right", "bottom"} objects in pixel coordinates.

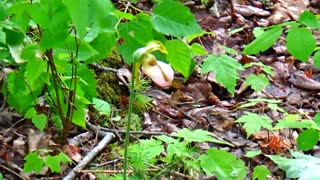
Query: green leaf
[
  {"left": 166, "top": 39, "right": 194, "bottom": 78},
  {"left": 77, "top": 64, "right": 97, "bottom": 99},
  {"left": 64, "top": 0, "right": 88, "bottom": 39},
  {"left": 235, "top": 113, "right": 272, "bottom": 137},
  {"left": 25, "top": 54, "right": 47, "bottom": 91},
  {"left": 267, "top": 103, "right": 286, "bottom": 113},
  {"left": 113, "top": 10, "right": 135, "bottom": 20},
  {"left": 151, "top": 0, "right": 203, "bottom": 37},
  {"left": 25, "top": 108, "right": 37, "bottom": 119},
  {"left": 243, "top": 26, "right": 282, "bottom": 55},
  {"left": 174, "top": 128, "right": 233, "bottom": 146},
  {"left": 299, "top": 11, "right": 320, "bottom": 30},
  {"left": 0, "top": 1, "right": 8, "bottom": 20},
  {"left": 315, "top": 112, "right": 320, "bottom": 127},
  {"left": 201, "top": 54, "right": 243, "bottom": 96},
  {"left": 245, "top": 150, "right": 262, "bottom": 158},
  {"left": 267, "top": 151, "right": 320, "bottom": 179},
  {"left": 314, "top": 50, "right": 320, "bottom": 68},
  {"left": 119, "top": 13, "right": 159, "bottom": 64},
  {"left": 32, "top": 114, "right": 47, "bottom": 131},
  {"left": 87, "top": 32, "right": 116, "bottom": 63},
  {"left": 286, "top": 27, "right": 316, "bottom": 61},
  {"left": 156, "top": 135, "right": 178, "bottom": 144},
  {"left": 190, "top": 43, "right": 207, "bottom": 56},
  {"left": 128, "top": 139, "right": 163, "bottom": 171},
  {"left": 244, "top": 74, "right": 269, "bottom": 93},
  {"left": 26, "top": 3, "right": 50, "bottom": 28},
  {"left": 252, "top": 165, "right": 271, "bottom": 180},
  {"left": 164, "top": 141, "right": 189, "bottom": 162},
  {"left": 243, "top": 62, "right": 274, "bottom": 76},
  {"left": 45, "top": 155, "right": 61, "bottom": 173},
  {"left": 199, "top": 148, "right": 247, "bottom": 179},
  {"left": 58, "top": 152, "right": 71, "bottom": 164},
  {"left": 40, "top": 5, "right": 70, "bottom": 50},
  {"left": 274, "top": 119, "right": 314, "bottom": 129},
  {"left": 71, "top": 101, "right": 86, "bottom": 128},
  {"left": 23, "top": 152, "right": 44, "bottom": 174},
  {"left": 3, "top": 26, "right": 25, "bottom": 46},
  {"left": 297, "top": 129, "right": 319, "bottom": 151},
  {"left": 7, "top": 72, "right": 36, "bottom": 113},
  {"left": 92, "top": 98, "right": 111, "bottom": 116}
]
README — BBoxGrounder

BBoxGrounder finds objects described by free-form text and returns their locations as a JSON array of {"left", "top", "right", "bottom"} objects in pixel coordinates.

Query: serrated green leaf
[
  {"left": 243, "top": 26, "right": 282, "bottom": 55},
  {"left": 32, "top": 114, "right": 47, "bottom": 131},
  {"left": 235, "top": 113, "right": 272, "bottom": 137},
  {"left": 243, "top": 62, "right": 274, "bottom": 76},
  {"left": 45, "top": 155, "right": 61, "bottom": 173},
  {"left": 156, "top": 135, "right": 178, "bottom": 144},
  {"left": 23, "top": 152, "right": 44, "bottom": 174},
  {"left": 299, "top": 11, "right": 320, "bottom": 30},
  {"left": 164, "top": 141, "right": 189, "bottom": 162},
  {"left": 314, "top": 50, "right": 320, "bottom": 68},
  {"left": 174, "top": 128, "right": 233, "bottom": 146},
  {"left": 252, "top": 165, "right": 271, "bottom": 180},
  {"left": 267, "top": 103, "right": 286, "bottom": 113},
  {"left": 286, "top": 27, "right": 316, "bottom": 61},
  {"left": 166, "top": 39, "right": 194, "bottom": 78},
  {"left": 219, "top": 45, "right": 237, "bottom": 56},
  {"left": 267, "top": 151, "right": 320, "bottom": 179},
  {"left": 244, "top": 74, "right": 269, "bottom": 93},
  {"left": 245, "top": 150, "right": 261, "bottom": 158},
  {"left": 201, "top": 54, "right": 243, "bottom": 96},
  {"left": 151, "top": 0, "right": 203, "bottom": 37},
  {"left": 128, "top": 139, "right": 163, "bottom": 170},
  {"left": 199, "top": 148, "right": 247, "bottom": 179},
  {"left": 92, "top": 98, "right": 111, "bottom": 116},
  {"left": 58, "top": 152, "right": 71, "bottom": 164},
  {"left": 297, "top": 129, "right": 319, "bottom": 151}
]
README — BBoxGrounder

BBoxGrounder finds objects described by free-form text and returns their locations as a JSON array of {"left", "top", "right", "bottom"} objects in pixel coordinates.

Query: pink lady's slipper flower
[{"left": 133, "top": 41, "right": 174, "bottom": 87}]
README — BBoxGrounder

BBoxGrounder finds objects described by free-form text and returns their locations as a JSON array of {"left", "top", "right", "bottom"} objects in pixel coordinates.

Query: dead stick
[{"left": 63, "top": 132, "right": 114, "bottom": 180}]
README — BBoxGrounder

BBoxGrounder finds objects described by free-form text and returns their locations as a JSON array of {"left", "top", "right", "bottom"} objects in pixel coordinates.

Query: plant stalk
[{"left": 123, "top": 62, "right": 136, "bottom": 179}]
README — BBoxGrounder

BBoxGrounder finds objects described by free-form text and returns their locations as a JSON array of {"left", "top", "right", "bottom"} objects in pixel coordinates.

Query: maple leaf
[
  {"left": 235, "top": 113, "right": 272, "bottom": 137},
  {"left": 201, "top": 54, "right": 243, "bottom": 96}
]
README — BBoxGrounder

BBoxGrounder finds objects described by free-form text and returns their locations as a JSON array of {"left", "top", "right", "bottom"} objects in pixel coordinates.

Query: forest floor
[{"left": 1, "top": 0, "right": 320, "bottom": 179}]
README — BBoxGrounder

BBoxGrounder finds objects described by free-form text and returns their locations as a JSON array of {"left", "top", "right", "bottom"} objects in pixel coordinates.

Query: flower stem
[{"left": 123, "top": 62, "right": 136, "bottom": 180}]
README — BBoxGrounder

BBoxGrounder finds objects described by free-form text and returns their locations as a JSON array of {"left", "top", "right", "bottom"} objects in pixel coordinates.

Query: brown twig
[
  {"left": 0, "top": 161, "right": 30, "bottom": 180},
  {"left": 63, "top": 131, "right": 114, "bottom": 180}
]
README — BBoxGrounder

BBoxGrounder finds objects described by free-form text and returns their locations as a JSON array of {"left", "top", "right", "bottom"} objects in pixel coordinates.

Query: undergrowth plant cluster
[{"left": 0, "top": 0, "right": 319, "bottom": 179}]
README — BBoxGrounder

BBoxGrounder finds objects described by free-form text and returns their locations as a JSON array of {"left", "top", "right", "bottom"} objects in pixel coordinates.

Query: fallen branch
[{"left": 63, "top": 132, "right": 114, "bottom": 180}]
